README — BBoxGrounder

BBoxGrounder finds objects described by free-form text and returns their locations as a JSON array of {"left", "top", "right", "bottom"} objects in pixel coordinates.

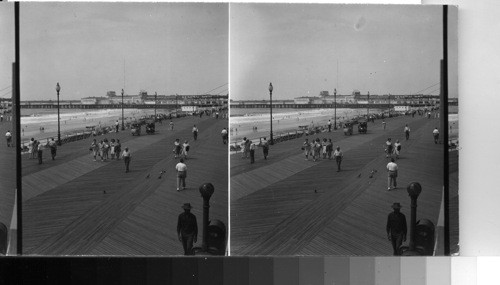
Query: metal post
[
  {"left": 367, "top": 91, "right": 370, "bottom": 118},
  {"left": 269, "top": 83, "right": 274, "bottom": 145},
  {"left": 14, "top": 3, "right": 22, "bottom": 254},
  {"left": 154, "top": 92, "right": 157, "bottom": 119},
  {"left": 334, "top": 88, "right": 337, "bottom": 130},
  {"left": 442, "top": 5, "right": 450, "bottom": 255},
  {"left": 199, "top": 183, "right": 214, "bottom": 252},
  {"left": 56, "top": 83, "right": 61, "bottom": 146},
  {"left": 407, "top": 182, "right": 422, "bottom": 253},
  {"left": 121, "top": 89, "right": 125, "bottom": 130}
]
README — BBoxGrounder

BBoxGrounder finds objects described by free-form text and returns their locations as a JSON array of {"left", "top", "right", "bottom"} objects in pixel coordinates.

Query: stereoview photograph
[{"left": 229, "top": 4, "right": 458, "bottom": 256}]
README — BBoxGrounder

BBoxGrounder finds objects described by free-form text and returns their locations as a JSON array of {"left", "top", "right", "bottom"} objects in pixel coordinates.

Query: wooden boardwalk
[
  {"left": 230, "top": 114, "right": 457, "bottom": 255},
  {"left": 0, "top": 121, "right": 16, "bottom": 231},
  {"left": 21, "top": 115, "right": 227, "bottom": 255}
]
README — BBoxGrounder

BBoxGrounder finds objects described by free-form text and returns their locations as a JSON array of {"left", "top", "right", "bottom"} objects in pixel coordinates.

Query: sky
[
  {"left": 0, "top": 3, "right": 15, "bottom": 101},
  {"left": 20, "top": 3, "right": 228, "bottom": 100},
  {"left": 230, "top": 4, "right": 458, "bottom": 100}
]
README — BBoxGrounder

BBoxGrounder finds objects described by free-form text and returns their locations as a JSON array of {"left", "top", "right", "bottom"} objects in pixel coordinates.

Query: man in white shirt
[
  {"left": 249, "top": 141, "right": 256, "bottom": 164},
  {"left": 5, "top": 130, "right": 12, "bottom": 147},
  {"left": 404, "top": 124, "right": 410, "bottom": 140},
  {"left": 386, "top": 158, "right": 398, "bottom": 190},
  {"left": 192, "top": 125, "right": 199, "bottom": 141},
  {"left": 221, "top": 128, "right": 228, "bottom": 145},
  {"left": 333, "top": 146, "right": 343, "bottom": 172},
  {"left": 175, "top": 158, "right": 188, "bottom": 191},
  {"left": 433, "top": 127, "right": 439, "bottom": 144}
]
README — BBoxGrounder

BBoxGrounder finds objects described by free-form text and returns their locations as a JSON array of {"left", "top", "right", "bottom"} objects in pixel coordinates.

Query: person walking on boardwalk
[
  {"left": 33, "top": 140, "right": 39, "bottom": 159},
  {"left": 192, "top": 125, "right": 198, "bottom": 141},
  {"left": 169, "top": 120, "right": 174, "bottom": 131},
  {"left": 328, "top": 119, "right": 332, "bottom": 132},
  {"left": 115, "top": 120, "right": 119, "bottom": 133},
  {"left": 182, "top": 140, "right": 190, "bottom": 159},
  {"left": 393, "top": 140, "right": 401, "bottom": 159},
  {"left": 5, "top": 130, "right": 12, "bottom": 147},
  {"left": 333, "top": 146, "right": 343, "bottom": 172},
  {"left": 386, "top": 158, "right": 398, "bottom": 190},
  {"left": 313, "top": 138, "right": 321, "bottom": 162},
  {"left": 260, "top": 137, "right": 269, "bottom": 160},
  {"left": 382, "top": 120, "right": 386, "bottom": 130},
  {"left": 404, "top": 124, "right": 411, "bottom": 140},
  {"left": 433, "top": 127, "right": 440, "bottom": 144},
  {"left": 249, "top": 140, "right": 256, "bottom": 164},
  {"left": 115, "top": 139, "right": 121, "bottom": 160},
  {"left": 326, "top": 139, "right": 333, "bottom": 159},
  {"left": 90, "top": 139, "right": 99, "bottom": 161},
  {"left": 174, "top": 139, "right": 182, "bottom": 158},
  {"left": 37, "top": 140, "right": 43, "bottom": 164},
  {"left": 385, "top": 138, "right": 393, "bottom": 158},
  {"left": 110, "top": 139, "right": 116, "bottom": 160},
  {"left": 240, "top": 137, "right": 248, "bottom": 158},
  {"left": 177, "top": 203, "right": 198, "bottom": 255},
  {"left": 386, "top": 202, "right": 407, "bottom": 256},
  {"left": 122, "top": 147, "right": 131, "bottom": 173},
  {"left": 48, "top": 138, "right": 57, "bottom": 160},
  {"left": 302, "top": 138, "right": 311, "bottom": 160},
  {"left": 102, "top": 139, "right": 110, "bottom": 161},
  {"left": 175, "top": 158, "right": 187, "bottom": 191},
  {"left": 322, "top": 138, "right": 328, "bottom": 159},
  {"left": 221, "top": 127, "right": 228, "bottom": 144},
  {"left": 28, "top": 138, "right": 35, "bottom": 159}
]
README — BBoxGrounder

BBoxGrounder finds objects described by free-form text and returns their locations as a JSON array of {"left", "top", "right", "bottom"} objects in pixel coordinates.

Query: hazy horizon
[
  {"left": 20, "top": 3, "right": 228, "bottom": 101},
  {"left": 230, "top": 4, "right": 458, "bottom": 101}
]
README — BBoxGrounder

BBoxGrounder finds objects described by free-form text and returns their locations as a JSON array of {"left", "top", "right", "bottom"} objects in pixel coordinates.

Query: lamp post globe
[
  {"left": 121, "top": 89, "right": 125, "bottom": 131},
  {"left": 56, "top": 82, "right": 61, "bottom": 146},
  {"left": 407, "top": 182, "right": 422, "bottom": 199},
  {"left": 269, "top": 82, "right": 274, "bottom": 145}
]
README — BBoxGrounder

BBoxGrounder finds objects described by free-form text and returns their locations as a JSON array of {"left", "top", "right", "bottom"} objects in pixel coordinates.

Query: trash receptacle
[
  {"left": 415, "top": 219, "right": 435, "bottom": 256},
  {"left": 207, "top": 219, "right": 226, "bottom": 256}
]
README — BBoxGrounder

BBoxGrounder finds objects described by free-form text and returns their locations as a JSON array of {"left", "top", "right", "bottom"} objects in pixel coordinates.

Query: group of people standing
[
  {"left": 90, "top": 138, "right": 123, "bottom": 162},
  {"left": 240, "top": 137, "right": 269, "bottom": 164},
  {"left": 27, "top": 137, "right": 57, "bottom": 164},
  {"left": 301, "top": 138, "right": 344, "bottom": 171}
]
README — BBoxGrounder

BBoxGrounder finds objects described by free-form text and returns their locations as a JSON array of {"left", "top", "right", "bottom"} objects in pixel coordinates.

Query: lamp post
[
  {"left": 199, "top": 183, "right": 215, "bottom": 252},
  {"left": 121, "top": 89, "right": 125, "bottom": 130},
  {"left": 56, "top": 82, "right": 61, "bottom": 146},
  {"left": 367, "top": 91, "right": 370, "bottom": 119},
  {"left": 334, "top": 88, "right": 337, "bottom": 130},
  {"left": 406, "top": 182, "right": 422, "bottom": 252},
  {"left": 154, "top": 92, "right": 157, "bottom": 120},
  {"left": 269, "top": 82, "right": 274, "bottom": 145}
]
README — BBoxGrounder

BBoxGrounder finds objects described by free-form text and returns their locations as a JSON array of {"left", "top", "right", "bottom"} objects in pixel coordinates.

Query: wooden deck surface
[
  {"left": 230, "top": 114, "right": 458, "bottom": 256},
  {"left": 0, "top": 121, "right": 16, "bottom": 229},
  {"left": 21, "top": 115, "right": 227, "bottom": 255}
]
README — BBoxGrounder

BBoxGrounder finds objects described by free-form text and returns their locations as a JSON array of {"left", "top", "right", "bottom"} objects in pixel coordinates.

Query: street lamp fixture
[
  {"left": 56, "top": 82, "right": 61, "bottom": 146},
  {"left": 269, "top": 82, "right": 274, "bottom": 145},
  {"left": 334, "top": 88, "right": 337, "bottom": 130},
  {"left": 121, "top": 89, "right": 125, "bottom": 131}
]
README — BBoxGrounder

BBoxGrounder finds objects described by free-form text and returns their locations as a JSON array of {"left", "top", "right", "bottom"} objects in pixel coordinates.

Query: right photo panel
[{"left": 229, "top": 4, "right": 458, "bottom": 256}]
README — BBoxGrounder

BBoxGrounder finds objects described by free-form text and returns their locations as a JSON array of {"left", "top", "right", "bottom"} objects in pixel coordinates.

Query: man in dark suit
[
  {"left": 177, "top": 203, "right": 198, "bottom": 255},
  {"left": 386, "top": 202, "right": 407, "bottom": 256}
]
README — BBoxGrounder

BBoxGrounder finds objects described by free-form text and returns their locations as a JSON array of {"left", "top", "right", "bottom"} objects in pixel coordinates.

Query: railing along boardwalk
[
  {"left": 21, "top": 115, "right": 227, "bottom": 255},
  {"left": 231, "top": 114, "right": 455, "bottom": 255}
]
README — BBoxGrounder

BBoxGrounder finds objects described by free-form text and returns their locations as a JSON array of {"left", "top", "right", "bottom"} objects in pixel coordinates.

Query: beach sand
[{"left": 20, "top": 108, "right": 170, "bottom": 143}]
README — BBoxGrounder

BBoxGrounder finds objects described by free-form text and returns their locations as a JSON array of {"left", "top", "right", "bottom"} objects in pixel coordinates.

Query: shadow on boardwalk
[
  {"left": 230, "top": 114, "right": 457, "bottom": 256},
  {"left": 21, "top": 115, "right": 227, "bottom": 255}
]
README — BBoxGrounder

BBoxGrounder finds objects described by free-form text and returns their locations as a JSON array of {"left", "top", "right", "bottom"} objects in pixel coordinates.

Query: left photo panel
[
  {"left": 10, "top": 2, "right": 228, "bottom": 255},
  {"left": 0, "top": 3, "right": 16, "bottom": 255}
]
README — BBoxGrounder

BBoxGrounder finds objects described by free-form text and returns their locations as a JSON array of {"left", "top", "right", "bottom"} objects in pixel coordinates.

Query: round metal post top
[
  {"left": 407, "top": 182, "right": 422, "bottom": 198},
  {"left": 199, "top": 183, "right": 215, "bottom": 198},
  {"left": 121, "top": 89, "right": 124, "bottom": 95},
  {"left": 268, "top": 83, "right": 273, "bottom": 92},
  {"left": 55, "top": 82, "right": 61, "bottom": 92}
]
